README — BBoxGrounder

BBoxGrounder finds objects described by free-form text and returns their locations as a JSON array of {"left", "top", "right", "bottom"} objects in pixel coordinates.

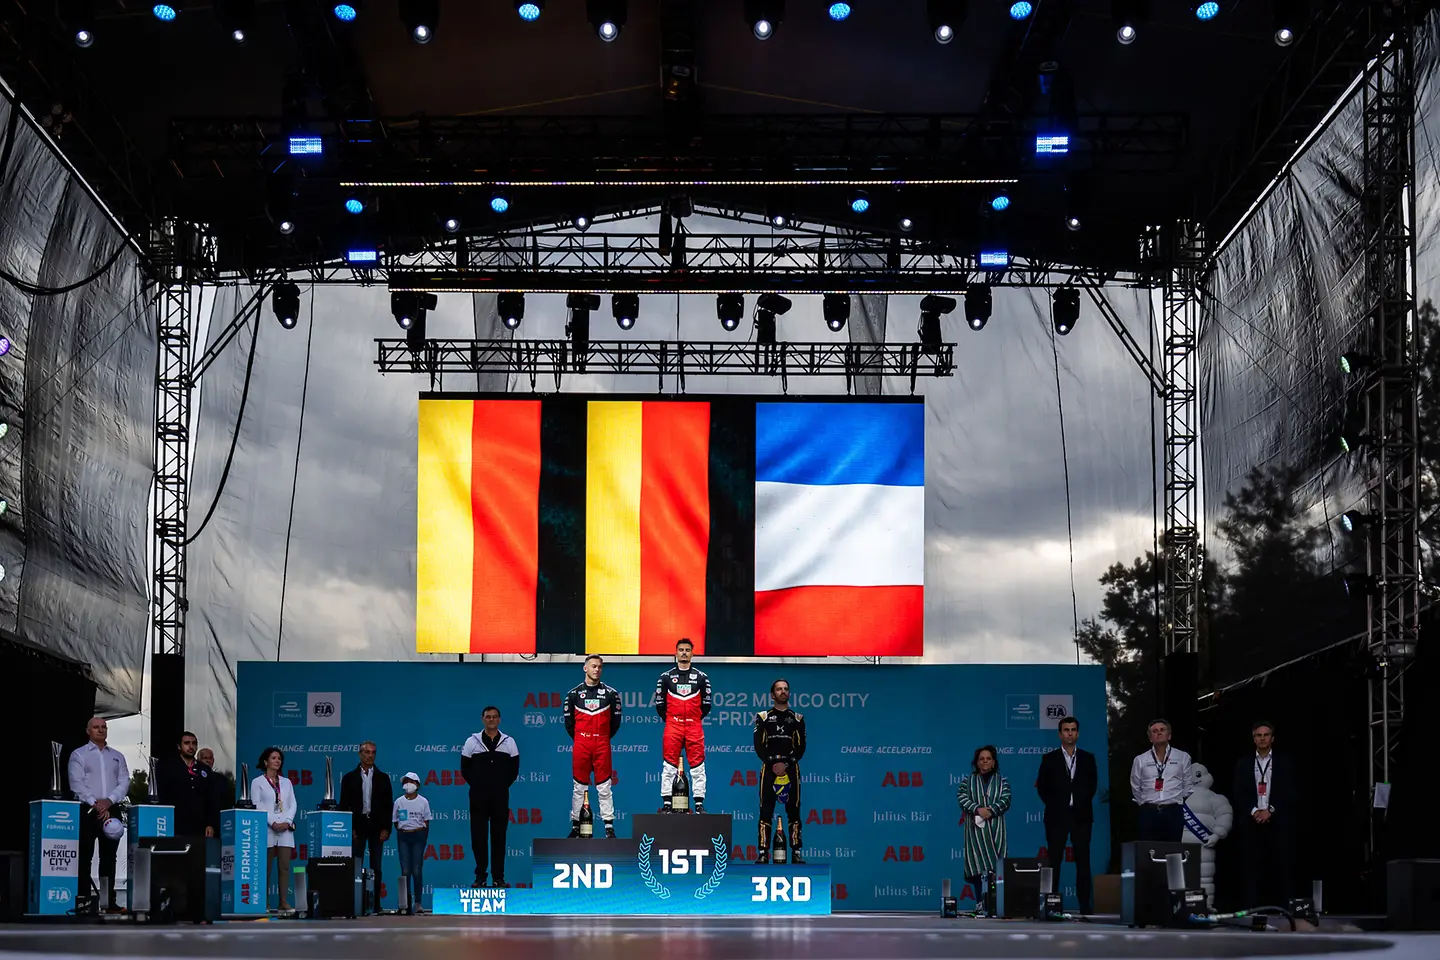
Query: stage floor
[{"left": 0, "top": 915, "right": 1436, "bottom": 960}]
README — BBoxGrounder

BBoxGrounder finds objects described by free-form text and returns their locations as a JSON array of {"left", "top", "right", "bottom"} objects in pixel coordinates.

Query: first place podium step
[{"left": 434, "top": 814, "right": 831, "bottom": 915}]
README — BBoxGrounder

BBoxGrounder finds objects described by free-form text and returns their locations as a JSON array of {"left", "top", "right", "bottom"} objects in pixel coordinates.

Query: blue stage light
[
  {"left": 1035, "top": 134, "right": 1070, "bottom": 155},
  {"left": 334, "top": 3, "right": 357, "bottom": 21},
  {"left": 1009, "top": 1, "right": 1032, "bottom": 19},
  {"left": 991, "top": 194, "right": 1010, "bottom": 212},
  {"left": 1195, "top": 1, "right": 1219, "bottom": 20},
  {"left": 347, "top": 249, "right": 378, "bottom": 264},
  {"left": 288, "top": 136, "right": 323, "bottom": 156},
  {"left": 345, "top": 198, "right": 364, "bottom": 215},
  {"left": 153, "top": 4, "right": 177, "bottom": 21},
  {"left": 850, "top": 196, "right": 870, "bottom": 214},
  {"left": 829, "top": 3, "right": 851, "bottom": 20},
  {"left": 517, "top": 2, "right": 540, "bottom": 20},
  {"left": 491, "top": 195, "right": 510, "bottom": 214},
  {"left": 979, "top": 250, "right": 1010, "bottom": 269}
]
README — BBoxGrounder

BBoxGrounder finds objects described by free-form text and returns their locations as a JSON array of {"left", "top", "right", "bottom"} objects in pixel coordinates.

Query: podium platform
[{"left": 433, "top": 812, "right": 831, "bottom": 915}]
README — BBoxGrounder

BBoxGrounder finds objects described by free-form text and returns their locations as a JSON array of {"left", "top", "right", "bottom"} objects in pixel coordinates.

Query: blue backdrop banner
[{"left": 236, "top": 661, "right": 1109, "bottom": 912}]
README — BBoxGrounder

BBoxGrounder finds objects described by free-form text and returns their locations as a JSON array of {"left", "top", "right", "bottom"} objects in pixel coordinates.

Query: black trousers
[
  {"left": 351, "top": 814, "right": 385, "bottom": 910},
  {"left": 758, "top": 761, "right": 802, "bottom": 850},
  {"left": 1136, "top": 804, "right": 1183, "bottom": 842},
  {"left": 470, "top": 795, "right": 509, "bottom": 883},
  {"left": 78, "top": 806, "right": 119, "bottom": 904},
  {"left": 1044, "top": 811, "right": 1094, "bottom": 912},
  {"left": 1241, "top": 820, "right": 1294, "bottom": 907}
]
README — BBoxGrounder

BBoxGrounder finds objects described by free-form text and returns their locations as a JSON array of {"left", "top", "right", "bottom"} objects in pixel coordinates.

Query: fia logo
[
  {"left": 1045, "top": 703, "right": 1068, "bottom": 720},
  {"left": 313, "top": 701, "right": 335, "bottom": 718},
  {"left": 47, "top": 888, "right": 72, "bottom": 902}
]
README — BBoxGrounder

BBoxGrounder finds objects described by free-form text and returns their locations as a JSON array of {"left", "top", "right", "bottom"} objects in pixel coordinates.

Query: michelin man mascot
[{"left": 1180, "top": 763, "right": 1233, "bottom": 899}]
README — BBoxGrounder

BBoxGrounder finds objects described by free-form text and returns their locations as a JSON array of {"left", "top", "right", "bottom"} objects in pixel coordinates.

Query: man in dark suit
[
  {"left": 155, "top": 731, "right": 217, "bottom": 838},
  {"left": 196, "top": 748, "right": 232, "bottom": 833},
  {"left": 340, "top": 741, "right": 392, "bottom": 913},
  {"left": 1231, "top": 720, "right": 1294, "bottom": 906},
  {"left": 1035, "top": 715, "right": 1099, "bottom": 913}
]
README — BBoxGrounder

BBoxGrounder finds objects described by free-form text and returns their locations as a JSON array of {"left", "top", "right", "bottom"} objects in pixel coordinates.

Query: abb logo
[
  {"left": 523, "top": 692, "right": 565, "bottom": 708},
  {"left": 286, "top": 770, "right": 313, "bottom": 786},
  {"left": 835, "top": 884, "right": 848, "bottom": 901},
  {"left": 240, "top": 883, "right": 252, "bottom": 905},
  {"left": 424, "top": 844, "right": 466, "bottom": 861},
  {"left": 1037, "top": 846, "right": 1075, "bottom": 862},
  {"left": 509, "top": 808, "right": 543, "bottom": 824},
  {"left": 730, "top": 771, "right": 759, "bottom": 787},
  {"left": 882, "top": 845, "right": 925, "bottom": 862},
  {"left": 423, "top": 770, "right": 468, "bottom": 787},
  {"left": 881, "top": 772, "right": 924, "bottom": 787},
  {"left": 805, "top": 809, "right": 847, "bottom": 825},
  {"left": 731, "top": 844, "right": 759, "bottom": 861}
]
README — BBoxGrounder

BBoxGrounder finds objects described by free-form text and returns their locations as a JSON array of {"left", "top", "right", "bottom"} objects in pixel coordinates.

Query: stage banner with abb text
[{"left": 237, "top": 661, "right": 1107, "bottom": 912}]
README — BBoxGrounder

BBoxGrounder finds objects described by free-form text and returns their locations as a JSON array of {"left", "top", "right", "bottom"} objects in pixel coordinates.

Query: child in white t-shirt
[{"left": 392, "top": 771, "right": 434, "bottom": 914}]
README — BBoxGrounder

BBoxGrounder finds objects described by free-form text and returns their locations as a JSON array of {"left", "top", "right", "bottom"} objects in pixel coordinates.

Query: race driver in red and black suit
[
  {"left": 654, "top": 638, "right": 713, "bottom": 812},
  {"left": 564, "top": 654, "right": 622, "bottom": 838}
]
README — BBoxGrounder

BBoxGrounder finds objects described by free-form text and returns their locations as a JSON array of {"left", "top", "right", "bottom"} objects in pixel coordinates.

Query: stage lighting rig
[
  {"left": 399, "top": 0, "right": 438, "bottom": 43},
  {"left": 1113, "top": 0, "right": 1146, "bottom": 45},
  {"left": 217, "top": 0, "right": 254, "bottom": 41},
  {"left": 964, "top": 286, "right": 991, "bottom": 331},
  {"left": 272, "top": 282, "right": 301, "bottom": 329},
  {"left": 391, "top": 291, "right": 436, "bottom": 331},
  {"left": 515, "top": 0, "right": 543, "bottom": 21},
  {"left": 567, "top": 293, "right": 601, "bottom": 354},
  {"left": 1052, "top": 287, "right": 1080, "bottom": 335},
  {"left": 587, "top": 0, "right": 626, "bottom": 41},
  {"left": 745, "top": 0, "right": 783, "bottom": 39},
  {"left": 823, "top": 294, "right": 849, "bottom": 332},
  {"left": 919, "top": 295, "right": 954, "bottom": 352},
  {"left": 66, "top": 0, "right": 97, "bottom": 46},
  {"left": 717, "top": 294, "right": 745, "bottom": 332},
  {"left": 755, "top": 294, "right": 792, "bottom": 346},
  {"left": 927, "top": 0, "right": 967, "bottom": 44},
  {"left": 497, "top": 292, "right": 525, "bottom": 330},
  {"left": 1273, "top": 0, "right": 1297, "bottom": 45},
  {"left": 612, "top": 293, "right": 639, "bottom": 330}
]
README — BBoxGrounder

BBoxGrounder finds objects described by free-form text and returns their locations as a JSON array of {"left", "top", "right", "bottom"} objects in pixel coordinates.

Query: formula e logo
[
  {"left": 881, "top": 772, "right": 924, "bottom": 787},
  {"left": 883, "top": 845, "right": 925, "bottom": 862},
  {"left": 46, "top": 811, "right": 73, "bottom": 825},
  {"left": 274, "top": 693, "right": 305, "bottom": 726}
]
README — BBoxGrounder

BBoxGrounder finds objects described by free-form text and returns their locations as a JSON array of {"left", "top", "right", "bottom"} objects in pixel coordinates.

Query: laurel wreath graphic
[
  {"left": 637, "top": 835, "right": 672, "bottom": 900},
  {"left": 693, "top": 835, "right": 728, "bottom": 900}
]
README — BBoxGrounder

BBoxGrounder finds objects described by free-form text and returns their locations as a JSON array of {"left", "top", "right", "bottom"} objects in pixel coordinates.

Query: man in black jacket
[
  {"left": 1231, "top": 721, "right": 1294, "bottom": 907},
  {"left": 754, "top": 679, "right": 807, "bottom": 864},
  {"left": 155, "top": 731, "right": 216, "bottom": 838},
  {"left": 196, "top": 747, "right": 231, "bottom": 833},
  {"left": 339, "top": 741, "right": 392, "bottom": 912},
  {"left": 460, "top": 707, "right": 520, "bottom": 886},
  {"left": 1035, "top": 716, "right": 1099, "bottom": 913}
]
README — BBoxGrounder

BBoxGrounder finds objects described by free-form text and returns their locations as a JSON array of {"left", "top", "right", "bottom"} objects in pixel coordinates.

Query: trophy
[
  {"left": 146, "top": 756, "right": 160, "bottom": 803},
  {"left": 319, "top": 755, "right": 338, "bottom": 810},
  {"left": 48, "top": 741, "right": 64, "bottom": 800},
  {"left": 235, "top": 762, "right": 255, "bottom": 809}
]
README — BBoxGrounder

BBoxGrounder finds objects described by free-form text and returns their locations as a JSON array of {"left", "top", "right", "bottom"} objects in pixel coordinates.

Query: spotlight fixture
[
  {"left": 272, "top": 281, "right": 301, "bottom": 329},
  {"left": 1340, "top": 510, "right": 1376, "bottom": 533},
  {"left": 497, "top": 292, "right": 525, "bottom": 330},
  {"left": 75, "top": 28, "right": 94, "bottom": 47},
  {"left": 828, "top": 2, "right": 850, "bottom": 20},
  {"left": 1066, "top": 215, "right": 1082, "bottom": 232},
  {"left": 754, "top": 293, "right": 792, "bottom": 346},
  {"left": 515, "top": 0, "right": 543, "bottom": 20},
  {"left": 990, "top": 191, "right": 1010, "bottom": 212},
  {"left": 745, "top": 0, "right": 783, "bottom": 39},
  {"left": 849, "top": 190, "right": 870, "bottom": 214},
  {"left": 822, "top": 293, "right": 850, "bottom": 332},
  {"left": 399, "top": 0, "right": 438, "bottom": 42},
  {"left": 566, "top": 293, "right": 601, "bottom": 353},
  {"left": 927, "top": 0, "right": 966, "bottom": 43},
  {"left": 587, "top": 0, "right": 626, "bottom": 41},
  {"left": 612, "top": 293, "right": 639, "bottom": 331},
  {"left": 1052, "top": 287, "right": 1080, "bottom": 335},
  {"left": 490, "top": 192, "right": 510, "bottom": 214},
  {"left": 1064, "top": 175, "right": 1090, "bottom": 233},
  {"left": 1340, "top": 353, "right": 1377, "bottom": 376},
  {"left": 573, "top": 214, "right": 592, "bottom": 231},
  {"left": 964, "top": 285, "right": 992, "bottom": 331},
  {"left": 1113, "top": 0, "right": 1145, "bottom": 44},
  {"left": 717, "top": 293, "right": 745, "bottom": 332},
  {"left": 333, "top": 2, "right": 357, "bottom": 21},
  {"left": 278, "top": 219, "right": 296, "bottom": 235},
  {"left": 344, "top": 197, "right": 364, "bottom": 215},
  {"left": 443, "top": 217, "right": 460, "bottom": 234},
  {"left": 770, "top": 213, "right": 788, "bottom": 228},
  {"left": 1009, "top": 1, "right": 1032, "bottom": 20},
  {"left": 1117, "top": 23, "right": 1136, "bottom": 43},
  {"left": 918, "top": 295, "right": 955, "bottom": 352},
  {"left": 1193, "top": 1, "right": 1219, "bottom": 20},
  {"left": 152, "top": 2, "right": 178, "bottom": 21},
  {"left": 899, "top": 216, "right": 914, "bottom": 232},
  {"left": 1273, "top": 0, "right": 1297, "bottom": 46}
]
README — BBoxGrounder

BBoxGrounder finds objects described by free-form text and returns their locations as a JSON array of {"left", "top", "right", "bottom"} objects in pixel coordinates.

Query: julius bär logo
[
  {"left": 805, "top": 808, "right": 846, "bottom": 825},
  {"left": 882, "top": 845, "right": 925, "bottom": 862},
  {"left": 729, "top": 770, "right": 759, "bottom": 786},
  {"left": 425, "top": 843, "right": 466, "bottom": 861},
  {"left": 423, "top": 770, "right": 468, "bottom": 786},
  {"left": 881, "top": 771, "right": 924, "bottom": 787},
  {"left": 508, "top": 808, "right": 543, "bottom": 824},
  {"left": 523, "top": 692, "right": 565, "bottom": 708}
]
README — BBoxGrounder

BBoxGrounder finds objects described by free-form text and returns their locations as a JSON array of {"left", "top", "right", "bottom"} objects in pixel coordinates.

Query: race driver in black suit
[{"left": 754, "top": 678, "right": 807, "bottom": 864}]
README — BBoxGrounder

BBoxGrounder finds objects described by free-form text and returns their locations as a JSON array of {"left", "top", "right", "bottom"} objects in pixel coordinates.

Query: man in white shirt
[
  {"left": 1231, "top": 721, "right": 1294, "bottom": 905},
  {"left": 340, "top": 741, "right": 392, "bottom": 913},
  {"left": 1129, "top": 718, "right": 1192, "bottom": 842},
  {"left": 66, "top": 717, "right": 130, "bottom": 911}
]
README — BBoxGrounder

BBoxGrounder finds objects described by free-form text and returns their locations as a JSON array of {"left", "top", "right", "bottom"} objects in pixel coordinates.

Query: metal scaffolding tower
[
  {"left": 1162, "top": 221, "right": 1206, "bottom": 656},
  {"left": 1358, "top": 17, "right": 1419, "bottom": 826}
]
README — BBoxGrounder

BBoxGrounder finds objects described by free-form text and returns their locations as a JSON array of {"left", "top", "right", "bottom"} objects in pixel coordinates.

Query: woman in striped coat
[{"left": 956, "top": 745, "right": 1011, "bottom": 910}]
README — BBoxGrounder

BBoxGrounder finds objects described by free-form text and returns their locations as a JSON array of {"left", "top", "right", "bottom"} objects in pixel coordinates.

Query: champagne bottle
[
  {"left": 579, "top": 794, "right": 594, "bottom": 839},
  {"left": 772, "top": 821, "right": 788, "bottom": 865},
  {"left": 671, "top": 770, "right": 690, "bottom": 813}
]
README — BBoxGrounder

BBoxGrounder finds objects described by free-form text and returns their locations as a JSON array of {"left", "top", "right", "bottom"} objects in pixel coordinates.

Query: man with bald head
[
  {"left": 196, "top": 747, "right": 231, "bottom": 832},
  {"left": 67, "top": 717, "right": 130, "bottom": 911}
]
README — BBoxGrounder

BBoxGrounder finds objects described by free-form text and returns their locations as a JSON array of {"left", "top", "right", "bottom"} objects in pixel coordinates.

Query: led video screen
[{"left": 417, "top": 396, "right": 924, "bottom": 657}]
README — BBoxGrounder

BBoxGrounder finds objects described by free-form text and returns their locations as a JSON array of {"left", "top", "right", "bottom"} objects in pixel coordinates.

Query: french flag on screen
[{"left": 753, "top": 402, "right": 924, "bottom": 657}]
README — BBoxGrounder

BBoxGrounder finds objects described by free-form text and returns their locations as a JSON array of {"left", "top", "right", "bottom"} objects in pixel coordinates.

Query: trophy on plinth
[
  {"left": 146, "top": 756, "right": 161, "bottom": 803},
  {"left": 318, "top": 755, "right": 339, "bottom": 810},
  {"left": 48, "top": 741, "right": 65, "bottom": 800},
  {"left": 234, "top": 762, "right": 255, "bottom": 809}
]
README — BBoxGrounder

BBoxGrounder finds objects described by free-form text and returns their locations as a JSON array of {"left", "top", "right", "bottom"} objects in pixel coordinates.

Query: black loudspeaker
[
  {"left": 307, "top": 857, "right": 357, "bottom": 919},
  {"left": 1121, "top": 841, "right": 1200, "bottom": 927},
  {"left": 1387, "top": 859, "right": 1440, "bottom": 930},
  {"left": 995, "top": 858, "right": 1044, "bottom": 919},
  {"left": 149, "top": 653, "right": 186, "bottom": 765},
  {"left": 0, "top": 850, "right": 23, "bottom": 920},
  {"left": 134, "top": 836, "right": 215, "bottom": 923},
  {"left": 1161, "top": 652, "right": 1199, "bottom": 746}
]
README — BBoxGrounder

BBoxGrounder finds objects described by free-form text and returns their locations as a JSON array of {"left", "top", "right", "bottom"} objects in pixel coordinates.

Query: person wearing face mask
[
  {"left": 957, "top": 745, "right": 1011, "bottom": 915},
  {"left": 251, "top": 747, "right": 298, "bottom": 912},
  {"left": 392, "top": 772, "right": 434, "bottom": 915}
]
